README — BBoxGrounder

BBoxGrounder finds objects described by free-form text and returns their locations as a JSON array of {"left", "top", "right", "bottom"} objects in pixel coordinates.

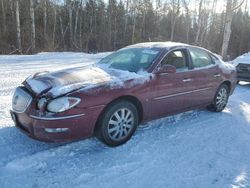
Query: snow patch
[
  {"left": 26, "top": 79, "right": 49, "bottom": 94},
  {"left": 213, "top": 54, "right": 236, "bottom": 72},
  {"left": 25, "top": 63, "right": 153, "bottom": 97},
  {"left": 1, "top": 52, "right": 250, "bottom": 188},
  {"left": 46, "top": 66, "right": 152, "bottom": 97},
  {"left": 47, "top": 67, "right": 113, "bottom": 97},
  {"left": 232, "top": 52, "right": 250, "bottom": 66},
  {"left": 128, "top": 41, "right": 188, "bottom": 49}
]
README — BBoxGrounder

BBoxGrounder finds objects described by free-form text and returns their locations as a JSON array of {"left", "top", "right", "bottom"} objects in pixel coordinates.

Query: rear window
[{"left": 189, "top": 48, "right": 214, "bottom": 68}]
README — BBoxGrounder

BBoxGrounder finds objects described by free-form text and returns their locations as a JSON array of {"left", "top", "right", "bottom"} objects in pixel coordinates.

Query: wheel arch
[
  {"left": 94, "top": 95, "right": 143, "bottom": 134},
  {"left": 221, "top": 80, "right": 231, "bottom": 92}
]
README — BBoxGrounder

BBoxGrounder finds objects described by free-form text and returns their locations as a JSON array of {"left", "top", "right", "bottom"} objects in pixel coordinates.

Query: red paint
[{"left": 10, "top": 43, "right": 237, "bottom": 142}]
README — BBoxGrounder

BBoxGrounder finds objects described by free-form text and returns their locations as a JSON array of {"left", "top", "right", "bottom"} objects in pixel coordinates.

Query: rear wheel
[
  {"left": 96, "top": 100, "right": 139, "bottom": 147},
  {"left": 208, "top": 84, "right": 229, "bottom": 112}
]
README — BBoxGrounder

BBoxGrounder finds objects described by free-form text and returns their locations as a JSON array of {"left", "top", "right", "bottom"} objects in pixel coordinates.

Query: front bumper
[
  {"left": 10, "top": 107, "right": 104, "bottom": 142},
  {"left": 237, "top": 74, "right": 250, "bottom": 82},
  {"left": 237, "top": 65, "right": 250, "bottom": 82}
]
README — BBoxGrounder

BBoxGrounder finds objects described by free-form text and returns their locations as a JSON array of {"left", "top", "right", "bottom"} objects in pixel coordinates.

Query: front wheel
[
  {"left": 208, "top": 84, "right": 229, "bottom": 112},
  {"left": 96, "top": 100, "right": 139, "bottom": 147}
]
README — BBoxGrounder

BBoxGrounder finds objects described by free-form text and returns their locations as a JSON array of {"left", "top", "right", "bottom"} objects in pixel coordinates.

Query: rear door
[{"left": 186, "top": 47, "right": 222, "bottom": 107}]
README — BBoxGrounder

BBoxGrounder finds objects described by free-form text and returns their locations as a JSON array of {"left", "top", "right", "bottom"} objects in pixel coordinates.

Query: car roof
[
  {"left": 124, "top": 42, "right": 216, "bottom": 57},
  {"left": 125, "top": 42, "right": 190, "bottom": 49}
]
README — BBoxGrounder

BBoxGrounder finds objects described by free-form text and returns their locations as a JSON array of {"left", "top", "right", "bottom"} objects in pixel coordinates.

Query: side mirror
[{"left": 156, "top": 64, "right": 176, "bottom": 74}]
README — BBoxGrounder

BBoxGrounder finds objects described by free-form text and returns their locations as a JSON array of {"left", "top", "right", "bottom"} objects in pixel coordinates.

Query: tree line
[{"left": 0, "top": 0, "right": 249, "bottom": 60}]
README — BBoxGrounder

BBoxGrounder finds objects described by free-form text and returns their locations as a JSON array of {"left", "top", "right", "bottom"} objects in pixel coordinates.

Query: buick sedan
[{"left": 10, "top": 42, "right": 237, "bottom": 146}]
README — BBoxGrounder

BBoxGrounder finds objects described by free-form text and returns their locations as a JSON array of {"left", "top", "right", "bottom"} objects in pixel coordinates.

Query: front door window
[{"left": 161, "top": 50, "right": 188, "bottom": 72}]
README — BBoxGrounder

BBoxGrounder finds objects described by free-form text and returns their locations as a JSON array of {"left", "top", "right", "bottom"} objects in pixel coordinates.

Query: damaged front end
[{"left": 9, "top": 67, "right": 110, "bottom": 142}]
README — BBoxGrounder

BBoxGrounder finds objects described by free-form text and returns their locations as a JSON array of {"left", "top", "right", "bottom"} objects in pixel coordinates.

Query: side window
[
  {"left": 161, "top": 50, "right": 188, "bottom": 72},
  {"left": 189, "top": 48, "right": 215, "bottom": 68}
]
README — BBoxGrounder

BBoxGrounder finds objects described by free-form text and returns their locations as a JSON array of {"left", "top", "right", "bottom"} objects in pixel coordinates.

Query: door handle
[
  {"left": 159, "top": 73, "right": 169, "bottom": 76},
  {"left": 182, "top": 78, "right": 192, "bottom": 83},
  {"left": 214, "top": 74, "right": 221, "bottom": 78}
]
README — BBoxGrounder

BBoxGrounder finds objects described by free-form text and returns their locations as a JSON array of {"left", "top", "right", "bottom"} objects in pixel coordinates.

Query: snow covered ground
[{"left": 0, "top": 52, "right": 250, "bottom": 188}]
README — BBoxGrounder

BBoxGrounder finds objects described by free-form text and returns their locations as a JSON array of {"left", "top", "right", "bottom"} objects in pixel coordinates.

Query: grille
[
  {"left": 237, "top": 63, "right": 250, "bottom": 72},
  {"left": 12, "top": 87, "right": 33, "bottom": 113}
]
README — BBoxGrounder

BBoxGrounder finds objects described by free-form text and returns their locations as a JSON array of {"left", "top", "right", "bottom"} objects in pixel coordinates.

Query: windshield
[{"left": 98, "top": 48, "right": 162, "bottom": 72}]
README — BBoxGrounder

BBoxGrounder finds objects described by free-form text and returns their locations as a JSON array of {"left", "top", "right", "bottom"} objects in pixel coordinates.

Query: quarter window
[
  {"left": 189, "top": 48, "right": 214, "bottom": 68},
  {"left": 161, "top": 50, "right": 188, "bottom": 72}
]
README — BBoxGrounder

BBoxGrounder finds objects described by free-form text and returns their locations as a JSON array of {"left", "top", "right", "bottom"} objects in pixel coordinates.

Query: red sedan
[{"left": 10, "top": 42, "right": 237, "bottom": 146}]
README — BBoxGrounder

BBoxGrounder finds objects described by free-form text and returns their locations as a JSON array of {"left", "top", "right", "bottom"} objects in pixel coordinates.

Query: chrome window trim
[
  {"left": 153, "top": 46, "right": 220, "bottom": 73},
  {"left": 30, "top": 113, "right": 85, "bottom": 121},
  {"left": 186, "top": 64, "right": 218, "bottom": 72},
  {"left": 89, "top": 104, "right": 106, "bottom": 109},
  {"left": 153, "top": 87, "right": 211, "bottom": 101}
]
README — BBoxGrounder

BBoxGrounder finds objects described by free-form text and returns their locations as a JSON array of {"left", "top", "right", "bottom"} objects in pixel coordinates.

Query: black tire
[
  {"left": 208, "top": 84, "right": 229, "bottom": 112},
  {"left": 96, "top": 100, "right": 139, "bottom": 147}
]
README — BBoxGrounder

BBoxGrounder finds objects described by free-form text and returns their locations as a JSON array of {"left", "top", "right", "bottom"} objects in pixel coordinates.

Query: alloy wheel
[
  {"left": 215, "top": 88, "right": 228, "bottom": 111},
  {"left": 107, "top": 108, "right": 134, "bottom": 141}
]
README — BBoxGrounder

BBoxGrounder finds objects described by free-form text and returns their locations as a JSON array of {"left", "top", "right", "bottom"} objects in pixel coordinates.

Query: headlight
[{"left": 47, "top": 97, "right": 81, "bottom": 113}]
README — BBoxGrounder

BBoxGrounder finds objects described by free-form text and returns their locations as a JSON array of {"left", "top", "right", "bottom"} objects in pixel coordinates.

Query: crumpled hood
[
  {"left": 24, "top": 65, "right": 152, "bottom": 98},
  {"left": 24, "top": 66, "right": 113, "bottom": 97}
]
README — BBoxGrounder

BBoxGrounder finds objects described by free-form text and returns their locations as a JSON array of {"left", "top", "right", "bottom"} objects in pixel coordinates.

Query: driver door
[{"left": 150, "top": 48, "right": 194, "bottom": 118}]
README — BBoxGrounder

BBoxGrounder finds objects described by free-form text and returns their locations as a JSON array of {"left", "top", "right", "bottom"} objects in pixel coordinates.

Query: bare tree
[
  {"left": 131, "top": 0, "right": 137, "bottom": 44},
  {"left": 183, "top": 0, "right": 190, "bottom": 43},
  {"left": 30, "top": 0, "right": 36, "bottom": 53},
  {"left": 1, "top": 0, "right": 6, "bottom": 35},
  {"left": 244, "top": 0, "right": 248, "bottom": 13},
  {"left": 52, "top": 2, "right": 57, "bottom": 49},
  {"left": 10, "top": 0, "right": 15, "bottom": 19},
  {"left": 170, "top": 0, "right": 180, "bottom": 41},
  {"left": 44, "top": 0, "right": 48, "bottom": 46},
  {"left": 79, "top": 0, "right": 84, "bottom": 50},
  {"left": 195, "top": 0, "right": 203, "bottom": 44},
  {"left": 15, "top": 0, "right": 22, "bottom": 53},
  {"left": 74, "top": 2, "right": 79, "bottom": 44},
  {"left": 1, "top": 0, "right": 250, "bottom": 56},
  {"left": 68, "top": 1, "right": 73, "bottom": 49},
  {"left": 221, "top": 0, "right": 245, "bottom": 59},
  {"left": 124, "top": 0, "right": 130, "bottom": 35},
  {"left": 108, "top": 0, "right": 113, "bottom": 49},
  {"left": 59, "top": 14, "right": 68, "bottom": 50}
]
